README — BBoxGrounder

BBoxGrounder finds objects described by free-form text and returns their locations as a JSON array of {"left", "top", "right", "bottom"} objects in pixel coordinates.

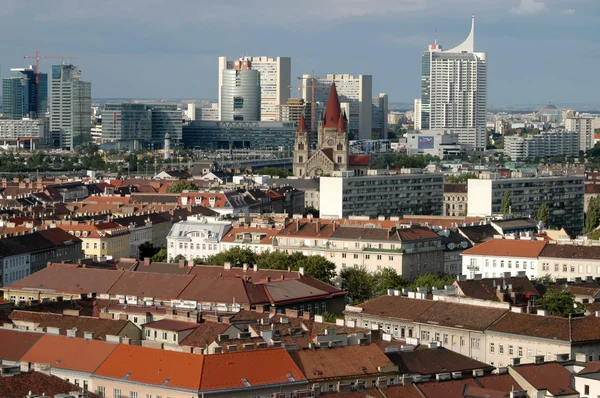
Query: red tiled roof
[
  {"left": 0, "top": 371, "right": 89, "bottom": 398},
  {"left": 415, "top": 301, "right": 507, "bottom": 331},
  {"left": 107, "top": 271, "right": 195, "bottom": 300},
  {"left": 0, "top": 329, "right": 44, "bottom": 362},
  {"left": 354, "top": 295, "right": 436, "bottom": 321},
  {"left": 349, "top": 155, "right": 370, "bottom": 166},
  {"left": 179, "top": 322, "right": 233, "bottom": 348},
  {"left": 512, "top": 362, "right": 577, "bottom": 395},
  {"left": 487, "top": 312, "right": 570, "bottom": 341},
  {"left": 323, "top": 83, "right": 341, "bottom": 129},
  {"left": 143, "top": 319, "right": 199, "bottom": 332},
  {"left": 461, "top": 239, "right": 547, "bottom": 258}
]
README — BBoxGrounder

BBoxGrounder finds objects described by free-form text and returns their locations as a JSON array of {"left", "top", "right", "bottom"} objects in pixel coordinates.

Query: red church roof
[
  {"left": 297, "top": 114, "right": 308, "bottom": 133},
  {"left": 323, "top": 83, "right": 341, "bottom": 128},
  {"left": 349, "top": 155, "right": 370, "bottom": 166},
  {"left": 337, "top": 111, "right": 346, "bottom": 132}
]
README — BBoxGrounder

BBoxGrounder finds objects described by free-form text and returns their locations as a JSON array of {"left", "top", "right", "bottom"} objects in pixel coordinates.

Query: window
[
  {"left": 493, "top": 260, "right": 497, "bottom": 268},
  {"left": 328, "top": 385, "right": 335, "bottom": 392},
  {"left": 146, "top": 395, "right": 152, "bottom": 398},
  {"left": 499, "top": 344, "right": 504, "bottom": 354},
  {"left": 509, "top": 345, "right": 514, "bottom": 356},
  {"left": 585, "top": 385, "right": 590, "bottom": 395},
  {"left": 490, "top": 343, "right": 495, "bottom": 353},
  {"left": 518, "top": 346, "right": 523, "bottom": 357},
  {"left": 146, "top": 329, "right": 150, "bottom": 337},
  {"left": 471, "top": 338, "right": 480, "bottom": 349},
  {"left": 113, "top": 389, "right": 121, "bottom": 398},
  {"left": 508, "top": 261, "right": 512, "bottom": 268},
  {"left": 377, "top": 255, "right": 382, "bottom": 260},
  {"left": 98, "top": 387, "right": 105, "bottom": 398},
  {"left": 173, "top": 334, "right": 177, "bottom": 342},
  {"left": 133, "top": 317, "right": 138, "bottom": 323},
  {"left": 443, "top": 334, "right": 448, "bottom": 345},
  {"left": 130, "top": 393, "right": 138, "bottom": 398},
  {"left": 421, "top": 331, "right": 430, "bottom": 341},
  {"left": 342, "top": 253, "right": 347, "bottom": 259},
  {"left": 365, "top": 254, "right": 370, "bottom": 260},
  {"left": 233, "top": 97, "right": 244, "bottom": 110},
  {"left": 389, "top": 256, "right": 394, "bottom": 261},
  {"left": 452, "top": 335, "right": 457, "bottom": 345},
  {"left": 500, "top": 260, "right": 504, "bottom": 268},
  {"left": 515, "top": 261, "right": 519, "bottom": 269},
  {"left": 571, "top": 265, "right": 575, "bottom": 273},
  {"left": 353, "top": 254, "right": 359, "bottom": 259},
  {"left": 527, "top": 348, "right": 532, "bottom": 358}
]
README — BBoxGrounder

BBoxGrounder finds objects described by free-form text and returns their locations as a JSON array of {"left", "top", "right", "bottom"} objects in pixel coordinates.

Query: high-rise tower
[
  {"left": 417, "top": 15, "right": 487, "bottom": 151},
  {"left": 2, "top": 67, "right": 47, "bottom": 119}
]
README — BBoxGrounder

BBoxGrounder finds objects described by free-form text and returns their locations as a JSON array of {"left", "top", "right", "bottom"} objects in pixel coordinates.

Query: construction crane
[
  {"left": 296, "top": 73, "right": 331, "bottom": 135},
  {"left": 23, "top": 51, "right": 79, "bottom": 113}
]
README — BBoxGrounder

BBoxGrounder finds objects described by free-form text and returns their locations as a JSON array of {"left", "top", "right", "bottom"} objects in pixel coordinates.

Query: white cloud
[
  {"left": 562, "top": 8, "right": 576, "bottom": 15},
  {"left": 510, "top": 0, "right": 546, "bottom": 15}
]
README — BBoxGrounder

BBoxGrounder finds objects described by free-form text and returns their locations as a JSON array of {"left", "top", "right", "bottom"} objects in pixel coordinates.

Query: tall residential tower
[
  {"left": 417, "top": 15, "right": 487, "bottom": 151},
  {"left": 218, "top": 56, "right": 291, "bottom": 121},
  {"left": 50, "top": 64, "right": 91, "bottom": 149}
]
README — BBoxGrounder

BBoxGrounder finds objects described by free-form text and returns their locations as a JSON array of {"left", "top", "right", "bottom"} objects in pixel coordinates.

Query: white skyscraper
[
  {"left": 218, "top": 56, "right": 291, "bottom": 121},
  {"left": 301, "top": 74, "right": 373, "bottom": 140},
  {"left": 418, "top": 15, "right": 487, "bottom": 151},
  {"left": 50, "top": 64, "right": 91, "bottom": 150}
]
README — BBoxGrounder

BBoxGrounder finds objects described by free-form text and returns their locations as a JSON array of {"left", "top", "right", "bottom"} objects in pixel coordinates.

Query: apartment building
[
  {"left": 461, "top": 239, "right": 547, "bottom": 279},
  {"left": 320, "top": 170, "right": 444, "bottom": 219},
  {"left": 565, "top": 117, "right": 596, "bottom": 151},
  {"left": 444, "top": 183, "right": 468, "bottom": 216},
  {"left": 166, "top": 216, "right": 232, "bottom": 262},
  {"left": 504, "top": 130, "right": 579, "bottom": 160},
  {"left": 54, "top": 221, "right": 130, "bottom": 259},
  {"left": 468, "top": 175, "right": 585, "bottom": 234},
  {"left": 538, "top": 244, "right": 600, "bottom": 281}
]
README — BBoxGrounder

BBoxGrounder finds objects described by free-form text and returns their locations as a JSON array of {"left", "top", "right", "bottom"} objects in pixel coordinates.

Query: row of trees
[{"left": 369, "top": 154, "right": 440, "bottom": 170}]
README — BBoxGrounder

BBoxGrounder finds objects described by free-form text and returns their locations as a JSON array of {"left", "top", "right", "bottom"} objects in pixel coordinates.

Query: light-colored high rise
[
  {"left": 301, "top": 74, "right": 373, "bottom": 140},
  {"left": 50, "top": 64, "right": 91, "bottom": 149},
  {"left": 372, "top": 93, "right": 389, "bottom": 140},
  {"left": 565, "top": 117, "right": 596, "bottom": 151},
  {"left": 418, "top": 15, "right": 487, "bottom": 151},
  {"left": 220, "top": 62, "right": 261, "bottom": 122},
  {"left": 414, "top": 99, "right": 422, "bottom": 130},
  {"left": 218, "top": 56, "right": 291, "bottom": 121}
]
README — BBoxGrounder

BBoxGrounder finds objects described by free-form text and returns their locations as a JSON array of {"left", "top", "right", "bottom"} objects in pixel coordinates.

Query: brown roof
[
  {"left": 540, "top": 243, "right": 600, "bottom": 260},
  {"left": 512, "top": 362, "right": 577, "bottom": 395},
  {"left": 277, "top": 220, "right": 336, "bottom": 239},
  {"left": 354, "top": 296, "right": 436, "bottom": 321},
  {"left": 377, "top": 385, "right": 423, "bottom": 398},
  {"left": 461, "top": 239, "right": 547, "bottom": 258},
  {"left": 487, "top": 312, "right": 570, "bottom": 341},
  {"left": 578, "top": 361, "right": 600, "bottom": 375},
  {"left": 178, "top": 276, "right": 270, "bottom": 306},
  {"left": 0, "top": 329, "right": 44, "bottom": 362},
  {"left": 5, "top": 265, "right": 123, "bottom": 294},
  {"left": 131, "top": 261, "right": 192, "bottom": 275},
  {"left": 179, "top": 322, "right": 233, "bottom": 348},
  {"left": 9, "top": 310, "right": 131, "bottom": 340},
  {"left": 143, "top": 319, "right": 199, "bottom": 332},
  {"left": 571, "top": 316, "right": 600, "bottom": 342},
  {"left": 386, "top": 346, "right": 493, "bottom": 376},
  {"left": 289, "top": 344, "right": 394, "bottom": 381},
  {"left": 414, "top": 301, "right": 508, "bottom": 331},
  {"left": 455, "top": 277, "right": 540, "bottom": 302},
  {"left": 444, "top": 183, "right": 468, "bottom": 193},
  {"left": 458, "top": 224, "right": 498, "bottom": 244},
  {"left": 106, "top": 271, "right": 195, "bottom": 300},
  {"left": 0, "top": 371, "right": 91, "bottom": 398},
  {"left": 21, "top": 333, "right": 118, "bottom": 373}
]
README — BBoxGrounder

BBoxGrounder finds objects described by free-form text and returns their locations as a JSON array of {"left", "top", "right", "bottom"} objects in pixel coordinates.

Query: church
[{"left": 293, "top": 83, "right": 370, "bottom": 177}]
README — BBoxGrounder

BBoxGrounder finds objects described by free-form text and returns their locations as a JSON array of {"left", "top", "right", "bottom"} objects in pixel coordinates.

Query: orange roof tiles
[
  {"left": 200, "top": 348, "right": 305, "bottom": 391},
  {"left": 21, "top": 334, "right": 118, "bottom": 373},
  {"left": 461, "top": 238, "right": 547, "bottom": 258}
]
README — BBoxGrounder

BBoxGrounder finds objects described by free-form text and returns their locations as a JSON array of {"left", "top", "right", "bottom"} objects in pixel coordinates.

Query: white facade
[
  {"left": 462, "top": 252, "right": 538, "bottom": 280},
  {"left": 50, "top": 64, "right": 92, "bottom": 150},
  {"left": 413, "top": 99, "right": 422, "bottom": 130},
  {"left": 565, "top": 117, "right": 595, "bottom": 151},
  {"left": 504, "top": 130, "right": 579, "bottom": 160},
  {"left": 218, "top": 56, "right": 291, "bottom": 121},
  {"left": 574, "top": 369, "right": 600, "bottom": 398},
  {"left": 166, "top": 217, "right": 232, "bottom": 262},
  {"left": 405, "top": 129, "right": 465, "bottom": 158},
  {"left": 418, "top": 16, "right": 487, "bottom": 151},
  {"left": 319, "top": 171, "right": 444, "bottom": 219},
  {"left": 467, "top": 176, "right": 585, "bottom": 233},
  {"left": 301, "top": 74, "right": 373, "bottom": 140},
  {"left": 1, "top": 253, "right": 31, "bottom": 287},
  {"left": 186, "top": 103, "right": 219, "bottom": 121}
]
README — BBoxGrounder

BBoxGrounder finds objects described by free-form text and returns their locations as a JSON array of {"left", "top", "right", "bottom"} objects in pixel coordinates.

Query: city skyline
[{"left": 0, "top": 0, "right": 597, "bottom": 106}]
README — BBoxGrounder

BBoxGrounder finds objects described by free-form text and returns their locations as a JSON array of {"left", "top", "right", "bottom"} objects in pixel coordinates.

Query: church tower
[{"left": 292, "top": 114, "right": 309, "bottom": 176}]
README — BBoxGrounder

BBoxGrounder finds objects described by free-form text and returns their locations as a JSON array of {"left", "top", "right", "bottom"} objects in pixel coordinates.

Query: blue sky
[{"left": 0, "top": 0, "right": 598, "bottom": 106}]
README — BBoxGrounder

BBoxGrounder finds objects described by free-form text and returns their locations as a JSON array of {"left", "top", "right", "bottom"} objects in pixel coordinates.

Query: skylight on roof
[{"left": 241, "top": 377, "right": 251, "bottom": 387}]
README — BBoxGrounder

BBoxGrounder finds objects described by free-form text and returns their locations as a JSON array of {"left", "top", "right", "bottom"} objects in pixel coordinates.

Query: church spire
[
  {"left": 336, "top": 111, "right": 346, "bottom": 132},
  {"left": 323, "top": 83, "right": 341, "bottom": 128},
  {"left": 297, "top": 114, "right": 308, "bottom": 132}
]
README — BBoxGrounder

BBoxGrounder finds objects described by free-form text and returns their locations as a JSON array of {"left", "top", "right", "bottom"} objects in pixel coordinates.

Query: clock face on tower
[{"left": 327, "top": 139, "right": 334, "bottom": 146}]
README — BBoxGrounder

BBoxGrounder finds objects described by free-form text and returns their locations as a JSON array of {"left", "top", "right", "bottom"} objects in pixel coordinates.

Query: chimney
[
  {"left": 316, "top": 220, "right": 320, "bottom": 234},
  {"left": 144, "top": 257, "right": 151, "bottom": 266},
  {"left": 295, "top": 219, "right": 299, "bottom": 232},
  {"left": 224, "top": 262, "right": 232, "bottom": 270},
  {"left": 84, "top": 331, "right": 94, "bottom": 340},
  {"left": 243, "top": 263, "right": 249, "bottom": 271},
  {"left": 253, "top": 264, "right": 258, "bottom": 272}
]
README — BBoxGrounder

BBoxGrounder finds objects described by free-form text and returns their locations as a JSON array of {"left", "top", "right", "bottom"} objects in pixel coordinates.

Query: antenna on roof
[{"left": 434, "top": 28, "right": 437, "bottom": 46}]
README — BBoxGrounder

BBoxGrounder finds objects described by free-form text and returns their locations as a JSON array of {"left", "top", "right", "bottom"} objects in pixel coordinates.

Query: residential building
[
  {"left": 417, "top": 16, "right": 487, "bottom": 150},
  {"left": 49, "top": 64, "right": 91, "bottom": 149},
  {"left": 508, "top": 362, "right": 578, "bottom": 398},
  {"left": 220, "top": 65, "right": 261, "bottom": 121},
  {"left": 444, "top": 183, "right": 468, "bottom": 216},
  {"left": 440, "top": 229, "right": 472, "bottom": 275},
  {"left": 372, "top": 93, "right": 389, "bottom": 139},
  {"left": 301, "top": 73, "right": 373, "bottom": 140},
  {"left": 142, "top": 319, "right": 199, "bottom": 346},
  {"left": 574, "top": 362, "right": 600, "bottom": 398},
  {"left": 0, "top": 228, "right": 83, "bottom": 287},
  {"left": 0, "top": 367, "right": 85, "bottom": 397},
  {"left": 219, "top": 56, "right": 291, "bottom": 121},
  {"left": 460, "top": 238, "right": 547, "bottom": 279},
  {"left": 504, "top": 130, "right": 579, "bottom": 160},
  {"left": 0, "top": 118, "right": 49, "bottom": 147},
  {"left": 220, "top": 225, "right": 280, "bottom": 255},
  {"left": 538, "top": 244, "right": 600, "bottom": 281},
  {"left": 54, "top": 221, "right": 130, "bottom": 259},
  {"left": 100, "top": 103, "right": 152, "bottom": 147},
  {"left": 2, "top": 67, "right": 47, "bottom": 119},
  {"left": 113, "top": 212, "right": 172, "bottom": 258},
  {"left": 566, "top": 117, "right": 595, "bottom": 151},
  {"left": 178, "top": 192, "right": 255, "bottom": 216},
  {"left": 467, "top": 175, "right": 585, "bottom": 233},
  {"left": 166, "top": 216, "right": 232, "bottom": 262},
  {"left": 276, "top": 98, "right": 312, "bottom": 127},
  {"left": 182, "top": 120, "right": 296, "bottom": 150},
  {"left": 404, "top": 129, "right": 465, "bottom": 158},
  {"left": 319, "top": 170, "right": 444, "bottom": 219},
  {"left": 266, "top": 178, "right": 320, "bottom": 210}
]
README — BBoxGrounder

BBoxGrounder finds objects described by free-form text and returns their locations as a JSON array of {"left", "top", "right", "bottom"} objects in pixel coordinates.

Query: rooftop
[
  {"left": 461, "top": 238, "right": 547, "bottom": 258},
  {"left": 512, "top": 361, "right": 577, "bottom": 396},
  {"left": 142, "top": 319, "right": 199, "bottom": 332},
  {"left": 0, "top": 328, "right": 44, "bottom": 362},
  {"left": 386, "top": 346, "right": 493, "bottom": 376}
]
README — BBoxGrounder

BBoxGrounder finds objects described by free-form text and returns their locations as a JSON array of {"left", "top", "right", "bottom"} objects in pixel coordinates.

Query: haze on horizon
[{"left": 0, "top": 0, "right": 597, "bottom": 107}]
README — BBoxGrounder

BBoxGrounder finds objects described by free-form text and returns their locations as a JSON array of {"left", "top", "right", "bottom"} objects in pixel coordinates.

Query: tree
[
  {"left": 151, "top": 247, "right": 168, "bottom": 262},
  {"left": 412, "top": 274, "right": 456, "bottom": 291},
  {"left": 590, "top": 230, "right": 600, "bottom": 240},
  {"left": 586, "top": 196, "right": 600, "bottom": 233},
  {"left": 341, "top": 267, "right": 374, "bottom": 304},
  {"left": 256, "top": 251, "right": 300, "bottom": 270},
  {"left": 535, "top": 203, "right": 550, "bottom": 225},
  {"left": 302, "top": 206, "right": 320, "bottom": 218},
  {"left": 255, "top": 167, "right": 292, "bottom": 178},
  {"left": 171, "top": 254, "right": 186, "bottom": 263},
  {"left": 138, "top": 242, "right": 160, "bottom": 260},
  {"left": 167, "top": 181, "right": 199, "bottom": 193},
  {"left": 500, "top": 191, "right": 512, "bottom": 216},
  {"left": 373, "top": 268, "right": 410, "bottom": 296},
  {"left": 444, "top": 173, "right": 478, "bottom": 183},
  {"left": 202, "top": 247, "right": 257, "bottom": 267},
  {"left": 539, "top": 288, "right": 584, "bottom": 317},
  {"left": 297, "top": 256, "right": 336, "bottom": 283}
]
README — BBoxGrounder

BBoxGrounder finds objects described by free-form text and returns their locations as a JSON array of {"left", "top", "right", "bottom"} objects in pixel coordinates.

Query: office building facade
[
  {"left": 101, "top": 104, "right": 152, "bottom": 144},
  {"left": 418, "top": 16, "right": 487, "bottom": 151},
  {"left": 504, "top": 130, "right": 579, "bottom": 160},
  {"left": 218, "top": 56, "right": 291, "bottom": 121},
  {"left": 319, "top": 170, "right": 444, "bottom": 218},
  {"left": 372, "top": 93, "right": 389, "bottom": 140},
  {"left": 220, "top": 63, "right": 261, "bottom": 122},
  {"left": 0, "top": 118, "right": 49, "bottom": 146},
  {"left": 468, "top": 176, "right": 585, "bottom": 233},
  {"left": 2, "top": 67, "right": 47, "bottom": 119},
  {"left": 301, "top": 74, "right": 373, "bottom": 140},
  {"left": 50, "top": 64, "right": 91, "bottom": 149},
  {"left": 149, "top": 104, "right": 182, "bottom": 145}
]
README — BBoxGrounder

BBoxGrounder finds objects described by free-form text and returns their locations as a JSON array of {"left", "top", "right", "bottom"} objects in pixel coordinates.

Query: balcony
[{"left": 362, "top": 247, "right": 404, "bottom": 254}]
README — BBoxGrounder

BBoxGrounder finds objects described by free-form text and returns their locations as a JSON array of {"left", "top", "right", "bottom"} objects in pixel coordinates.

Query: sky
[{"left": 0, "top": 0, "right": 598, "bottom": 106}]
